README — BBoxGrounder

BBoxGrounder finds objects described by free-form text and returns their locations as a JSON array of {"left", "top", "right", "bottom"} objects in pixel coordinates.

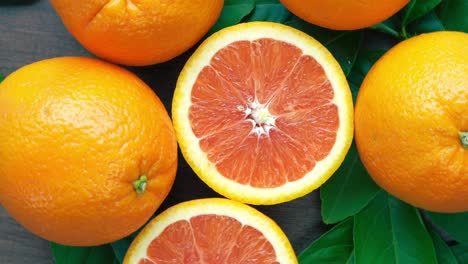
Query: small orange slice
[
  {"left": 173, "top": 22, "right": 353, "bottom": 204},
  {"left": 123, "top": 198, "right": 297, "bottom": 264}
]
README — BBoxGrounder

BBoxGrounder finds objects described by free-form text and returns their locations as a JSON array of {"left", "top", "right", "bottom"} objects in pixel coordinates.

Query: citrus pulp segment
[
  {"left": 123, "top": 198, "right": 298, "bottom": 264},
  {"left": 173, "top": 22, "right": 353, "bottom": 205}
]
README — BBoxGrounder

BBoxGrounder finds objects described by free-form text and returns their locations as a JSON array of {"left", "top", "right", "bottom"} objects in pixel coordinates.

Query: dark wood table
[{"left": 0, "top": 1, "right": 328, "bottom": 263}]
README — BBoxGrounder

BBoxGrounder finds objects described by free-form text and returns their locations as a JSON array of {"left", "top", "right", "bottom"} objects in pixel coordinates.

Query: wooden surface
[{"left": 0, "top": 1, "right": 328, "bottom": 263}]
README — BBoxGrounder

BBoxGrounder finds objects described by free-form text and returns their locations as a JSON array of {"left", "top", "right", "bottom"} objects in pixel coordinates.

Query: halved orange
[
  {"left": 123, "top": 198, "right": 297, "bottom": 263},
  {"left": 173, "top": 22, "right": 353, "bottom": 205}
]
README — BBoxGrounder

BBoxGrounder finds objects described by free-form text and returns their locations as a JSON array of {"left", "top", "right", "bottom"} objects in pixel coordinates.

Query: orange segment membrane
[
  {"left": 190, "top": 38, "right": 338, "bottom": 188},
  {"left": 140, "top": 214, "right": 278, "bottom": 264}
]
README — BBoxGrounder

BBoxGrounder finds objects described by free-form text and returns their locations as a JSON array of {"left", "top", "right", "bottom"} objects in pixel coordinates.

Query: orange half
[
  {"left": 123, "top": 198, "right": 297, "bottom": 264},
  {"left": 173, "top": 22, "right": 353, "bottom": 204}
]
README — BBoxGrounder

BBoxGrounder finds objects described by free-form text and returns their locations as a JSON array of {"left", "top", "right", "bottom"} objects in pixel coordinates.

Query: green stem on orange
[
  {"left": 460, "top": 132, "right": 468, "bottom": 149},
  {"left": 133, "top": 175, "right": 147, "bottom": 195}
]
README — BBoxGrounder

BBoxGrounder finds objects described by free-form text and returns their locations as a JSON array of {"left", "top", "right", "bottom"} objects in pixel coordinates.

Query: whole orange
[
  {"left": 280, "top": 0, "right": 409, "bottom": 30},
  {"left": 50, "top": 0, "right": 224, "bottom": 66},
  {"left": 355, "top": 31, "right": 468, "bottom": 213},
  {"left": 0, "top": 57, "right": 178, "bottom": 246}
]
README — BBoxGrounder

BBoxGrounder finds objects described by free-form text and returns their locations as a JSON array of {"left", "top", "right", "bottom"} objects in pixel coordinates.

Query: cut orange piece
[
  {"left": 123, "top": 198, "right": 297, "bottom": 264},
  {"left": 173, "top": 22, "right": 353, "bottom": 205}
]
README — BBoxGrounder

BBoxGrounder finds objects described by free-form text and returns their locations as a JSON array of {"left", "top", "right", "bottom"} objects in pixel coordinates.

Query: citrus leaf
[
  {"left": 354, "top": 191, "right": 438, "bottom": 264},
  {"left": 402, "top": 0, "right": 442, "bottom": 26},
  {"left": 370, "top": 19, "right": 401, "bottom": 39},
  {"left": 284, "top": 17, "right": 362, "bottom": 76},
  {"left": 406, "top": 11, "right": 445, "bottom": 35},
  {"left": 436, "top": 0, "right": 468, "bottom": 32},
  {"left": 347, "top": 48, "right": 387, "bottom": 101},
  {"left": 208, "top": 0, "right": 255, "bottom": 34},
  {"left": 345, "top": 251, "right": 355, "bottom": 264},
  {"left": 244, "top": 1, "right": 292, "bottom": 23},
  {"left": 298, "top": 217, "right": 353, "bottom": 264},
  {"left": 320, "top": 142, "right": 380, "bottom": 224},
  {"left": 111, "top": 236, "right": 134, "bottom": 263},
  {"left": 429, "top": 229, "right": 458, "bottom": 264},
  {"left": 451, "top": 243, "right": 468, "bottom": 263},
  {"left": 51, "top": 243, "right": 117, "bottom": 264},
  {"left": 426, "top": 212, "right": 468, "bottom": 243},
  {"left": 324, "top": 31, "right": 363, "bottom": 77},
  {"left": 284, "top": 18, "right": 345, "bottom": 44},
  {"left": 406, "top": 0, "right": 468, "bottom": 36}
]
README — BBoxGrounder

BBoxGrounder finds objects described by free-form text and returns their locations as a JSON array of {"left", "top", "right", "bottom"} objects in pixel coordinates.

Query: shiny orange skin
[
  {"left": 355, "top": 32, "right": 468, "bottom": 213},
  {"left": 50, "top": 0, "right": 224, "bottom": 66},
  {"left": 0, "top": 57, "right": 178, "bottom": 246},
  {"left": 280, "top": 0, "right": 409, "bottom": 30}
]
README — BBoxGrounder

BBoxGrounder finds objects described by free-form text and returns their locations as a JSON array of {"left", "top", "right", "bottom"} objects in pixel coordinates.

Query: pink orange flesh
[
  {"left": 139, "top": 214, "right": 279, "bottom": 264},
  {"left": 190, "top": 39, "right": 338, "bottom": 188}
]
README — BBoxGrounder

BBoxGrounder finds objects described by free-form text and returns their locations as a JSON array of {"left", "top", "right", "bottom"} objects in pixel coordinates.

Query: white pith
[{"left": 241, "top": 97, "right": 277, "bottom": 136}]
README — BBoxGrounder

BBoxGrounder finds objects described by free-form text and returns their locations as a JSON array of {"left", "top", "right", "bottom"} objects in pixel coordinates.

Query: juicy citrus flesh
[
  {"left": 173, "top": 22, "right": 353, "bottom": 205},
  {"left": 191, "top": 39, "right": 339, "bottom": 188},
  {"left": 123, "top": 198, "right": 298, "bottom": 264},
  {"left": 0, "top": 57, "right": 178, "bottom": 246},
  {"left": 355, "top": 31, "right": 468, "bottom": 213},
  {"left": 50, "top": 0, "right": 223, "bottom": 66},
  {"left": 280, "top": 0, "right": 410, "bottom": 30}
]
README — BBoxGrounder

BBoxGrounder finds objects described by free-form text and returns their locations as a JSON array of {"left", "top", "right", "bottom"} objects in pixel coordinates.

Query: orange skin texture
[
  {"left": 355, "top": 31, "right": 468, "bottom": 213},
  {"left": 0, "top": 57, "right": 178, "bottom": 246},
  {"left": 280, "top": 0, "right": 409, "bottom": 30},
  {"left": 50, "top": 0, "right": 224, "bottom": 66}
]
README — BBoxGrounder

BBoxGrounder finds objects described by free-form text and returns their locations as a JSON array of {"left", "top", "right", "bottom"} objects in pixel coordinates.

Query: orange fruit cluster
[{"left": 1, "top": 1, "right": 467, "bottom": 263}]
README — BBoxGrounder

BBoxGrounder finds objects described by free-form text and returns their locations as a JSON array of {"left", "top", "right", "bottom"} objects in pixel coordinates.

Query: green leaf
[
  {"left": 406, "top": 0, "right": 468, "bottom": 36},
  {"left": 406, "top": 11, "right": 445, "bottom": 35},
  {"left": 345, "top": 251, "right": 355, "bottom": 264},
  {"left": 51, "top": 243, "right": 117, "bottom": 264},
  {"left": 284, "top": 18, "right": 362, "bottom": 76},
  {"left": 436, "top": 0, "right": 468, "bottom": 32},
  {"left": 370, "top": 18, "right": 402, "bottom": 39},
  {"left": 284, "top": 18, "right": 344, "bottom": 44},
  {"left": 320, "top": 142, "right": 380, "bottom": 224},
  {"left": 111, "top": 236, "right": 134, "bottom": 263},
  {"left": 244, "top": 1, "right": 292, "bottom": 23},
  {"left": 427, "top": 212, "right": 468, "bottom": 243},
  {"left": 429, "top": 229, "right": 458, "bottom": 264},
  {"left": 298, "top": 217, "right": 353, "bottom": 264},
  {"left": 325, "top": 31, "right": 363, "bottom": 77},
  {"left": 354, "top": 191, "right": 438, "bottom": 264},
  {"left": 451, "top": 243, "right": 468, "bottom": 263},
  {"left": 210, "top": 0, "right": 293, "bottom": 33},
  {"left": 402, "top": 0, "right": 442, "bottom": 26},
  {"left": 208, "top": 0, "right": 256, "bottom": 34},
  {"left": 347, "top": 49, "right": 387, "bottom": 101}
]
